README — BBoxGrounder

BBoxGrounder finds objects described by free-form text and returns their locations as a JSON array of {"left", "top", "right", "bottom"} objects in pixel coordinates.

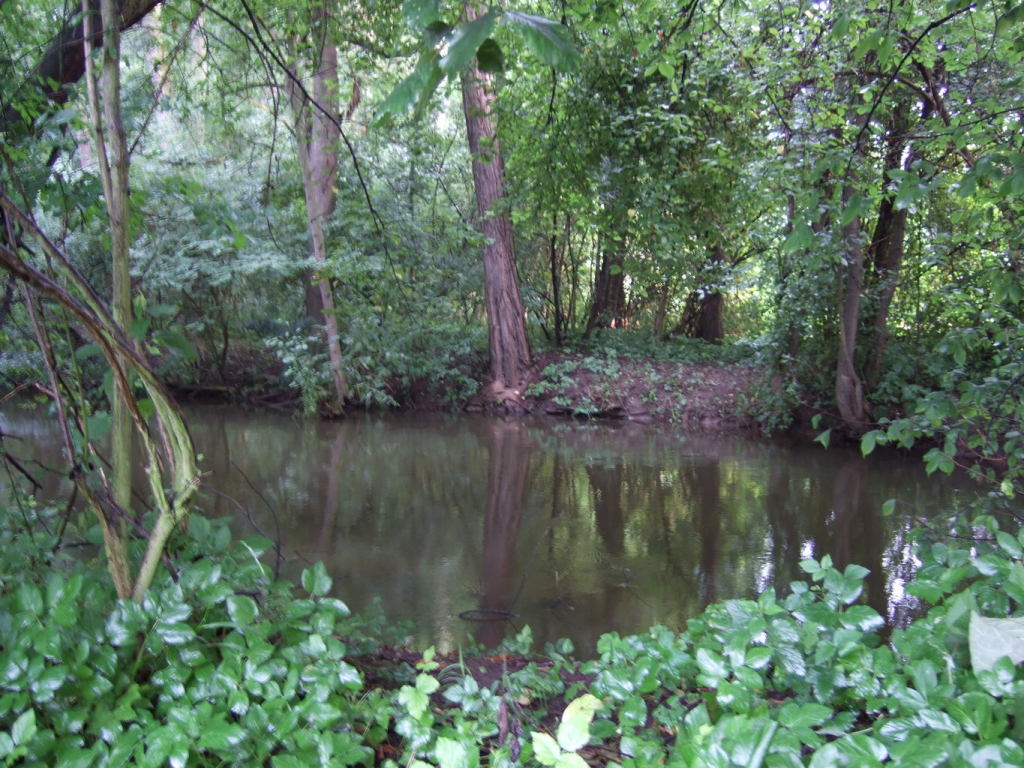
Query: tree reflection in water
[
  {"left": 0, "top": 405, "right": 989, "bottom": 652},
  {"left": 476, "top": 420, "right": 531, "bottom": 648}
]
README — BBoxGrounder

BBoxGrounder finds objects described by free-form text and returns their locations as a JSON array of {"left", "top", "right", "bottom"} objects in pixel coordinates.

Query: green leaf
[
  {"left": 301, "top": 562, "right": 332, "bottom": 596},
  {"left": 153, "top": 329, "right": 198, "bottom": 361},
  {"left": 531, "top": 732, "right": 561, "bottom": 766},
  {"left": 503, "top": 11, "right": 580, "bottom": 70},
  {"left": 415, "top": 672, "right": 439, "bottom": 694},
  {"left": 996, "top": 530, "right": 1023, "bottom": 558},
  {"left": 403, "top": 0, "right": 440, "bottom": 29},
  {"left": 435, "top": 736, "right": 469, "bottom": 768},
  {"left": 375, "top": 53, "right": 444, "bottom": 122},
  {"left": 782, "top": 221, "right": 812, "bottom": 253},
  {"left": 398, "top": 685, "right": 430, "bottom": 719},
  {"left": 860, "top": 430, "right": 883, "bottom": 456},
  {"left": 440, "top": 11, "right": 498, "bottom": 75},
  {"left": 197, "top": 719, "right": 244, "bottom": 751},
  {"left": 745, "top": 646, "right": 773, "bottom": 669},
  {"left": 225, "top": 595, "right": 258, "bottom": 626},
  {"left": 11, "top": 710, "right": 36, "bottom": 746},
  {"left": 923, "top": 448, "right": 954, "bottom": 475},
  {"left": 970, "top": 612, "right": 1024, "bottom": 673},
  {"left": 814, "top": 429, "right": 831, "bottom": 449},
  {"left": 556, "top": 694, "right": 601, "bottom": 752},
  {"left": 17, "top": 584, "right": 43, "bottom": 615},
  {"left": 881, "top": 498, "right": 896, "bottom": 517},
  {"left": 554, "top": 754, "right": 589, "bottom": 768},
  {"left": 780, "top": 702, "right": 834, "bottom": 729},
  {"left": 749, "top": 721, "right": 779, "bottom": 768},
  {"left": 840, "top": 194, "right": 867, "bottom": 226},
  {"left": 696, "top": 647, "right": 729, "bottom": 679},
  {"left": 155, "top": 621, "right": 195, "bottom": 645},
  {"left": 996, "top": 3, "right": 1024, "bottom": 35}
]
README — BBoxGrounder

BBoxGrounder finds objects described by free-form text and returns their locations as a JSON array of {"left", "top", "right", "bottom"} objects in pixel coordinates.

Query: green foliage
[
  {"left": 0, "top": 507, "right": 392, "bottom": 767},
  {"left": 4, "top": 459, "right": 1024, "bottom": 766},
  {"left": 265, "top": 329, "right": 332, "bottom": 415}
]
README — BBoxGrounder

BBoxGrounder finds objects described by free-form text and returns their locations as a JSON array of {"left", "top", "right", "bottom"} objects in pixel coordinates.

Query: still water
[{"left": 0, "top": 405, "right": 983, "bottom": 653}]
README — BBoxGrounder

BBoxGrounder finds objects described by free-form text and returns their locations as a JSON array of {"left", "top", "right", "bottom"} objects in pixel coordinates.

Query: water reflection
[{"left": 0, "top": 405, "right": 999, "bottom": 654}]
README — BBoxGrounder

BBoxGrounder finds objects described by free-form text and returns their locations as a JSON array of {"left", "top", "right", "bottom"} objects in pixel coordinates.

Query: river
[{"left": 0, "top": 404, "right": 987, "bottom": 653}]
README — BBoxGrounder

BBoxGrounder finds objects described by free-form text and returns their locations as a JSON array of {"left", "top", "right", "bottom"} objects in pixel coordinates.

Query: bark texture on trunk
[
  {"left": 288, "top": 35, "right": 349, "bottom": 411},
  {"left": 694, "top": 246, "right": 725, "bottom": 343},
  {"left": 460, "top": 6, "right": 531, "bottom": 388},
  {"left": 585, "top": 247, "right": 626, "bottom": 334},
  {"left": 864, "top": 103, "right": 912, "bottom": 389},
  {"left": 835, "top": 76, "right": 870, "bottom": 432},
  {"left": 835, "top": 186, "right": 869, "bottom": 430}
]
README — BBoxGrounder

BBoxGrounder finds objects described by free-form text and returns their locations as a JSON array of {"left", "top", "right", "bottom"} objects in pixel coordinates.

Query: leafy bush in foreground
[{"left": 2, "top": 498, "right": 1024, "bottom": 767}]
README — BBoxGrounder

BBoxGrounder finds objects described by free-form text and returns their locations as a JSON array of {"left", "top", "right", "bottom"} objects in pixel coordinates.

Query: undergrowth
[{"left": 3, "top": 484, "right": 1024, "bottom": 766}]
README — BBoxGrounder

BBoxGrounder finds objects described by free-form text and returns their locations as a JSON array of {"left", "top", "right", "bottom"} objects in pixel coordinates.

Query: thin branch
[
  {"left": 845, "top": 4, "right": 974, "bottom": 175},
  {"left": 197, "top": 0, "right": 388, "bottom": 247}
]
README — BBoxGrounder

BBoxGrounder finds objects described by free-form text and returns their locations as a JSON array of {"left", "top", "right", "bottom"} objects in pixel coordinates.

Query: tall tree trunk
[
  {"left": 460, "top": 5, "right": 531, "bottom": 388},
  {"left": 835, "top": 75, "right": 870, "bottom": 431},
  {"left": 548, "top": 212, "right": 564, "bottom": 346},
  {"left": 83, "top": 0, "right": 133, "bottom": 597},
  {"left": 864, "top": 103, "right": 912, "bottom": 390},
  {"left": 835, "top": 182, "right": 869, "bottom": 430},
  {"left": 288, "top": 32, "right": 349, "bottom": 412},
  {"left": 585, "top": 245, "right": 626, "bottom": 334}
]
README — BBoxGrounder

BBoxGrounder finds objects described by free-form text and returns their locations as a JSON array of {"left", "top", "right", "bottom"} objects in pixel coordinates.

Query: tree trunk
[
  {"left": 83, "top": 0, "right": 133, "bottom": 598},
  {"left": 585, "top": 246, "right": 626, "bottom": 334},
  {"left": 835, "top": 75, "right": 870, "bottom": 432},
  {"left": 288, "top": 32, "right": 349, "bottom": 412},
  {"left": 1, "top": 0, "right": 162, "bottom": 136},
  {"left": 548, "top": 213, "right": 564, "bottom": 346},
  {"left": 835, "top": 183, "right": 869, "bottom": 430},
  {"left": 864, "top": 103, "right": 912, "bottom": 390},
  {"left": 693, "top": 245, "right": 725, "bottom": 343},
  {"left": 460, "top": 5, "right": 531, "bottom": 388}
]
